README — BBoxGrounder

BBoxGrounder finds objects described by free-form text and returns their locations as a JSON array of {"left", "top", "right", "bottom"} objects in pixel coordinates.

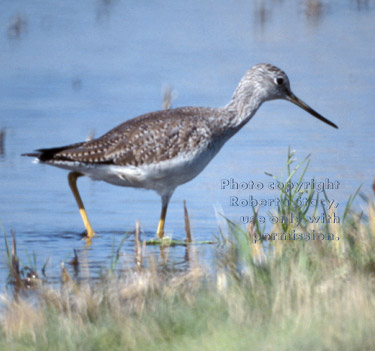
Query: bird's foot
[{"left": 81, "top": 228, "right": 95, "bottom": 243}]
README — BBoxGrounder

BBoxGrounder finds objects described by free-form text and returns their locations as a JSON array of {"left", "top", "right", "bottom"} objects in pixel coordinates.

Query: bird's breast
[{"left": 100, "top": 142, "right": 223, "bottom": 195}]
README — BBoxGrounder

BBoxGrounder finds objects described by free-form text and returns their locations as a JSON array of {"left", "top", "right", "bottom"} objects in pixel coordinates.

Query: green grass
[{"left": 1, "top": 150, "right": 375, "bottom": 350}]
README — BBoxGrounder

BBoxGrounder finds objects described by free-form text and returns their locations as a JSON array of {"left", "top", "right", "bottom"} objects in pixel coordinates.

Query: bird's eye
[{"left": 276, "top": 77, "right": 284, "bottom": 85}]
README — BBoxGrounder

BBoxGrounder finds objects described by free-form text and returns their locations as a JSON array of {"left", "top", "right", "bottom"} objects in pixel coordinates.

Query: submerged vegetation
[{"left": 1, "top": 150, "right": 375, "bottom": 350}]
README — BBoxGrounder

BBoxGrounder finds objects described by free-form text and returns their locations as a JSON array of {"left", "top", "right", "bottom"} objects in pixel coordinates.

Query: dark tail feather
[
  {"left": 22, "top": 152, "right": 41, "bottom": 158},
  {"left": 22, "top": 142, "right": 85, "bottom": 162},
  {"left": 21, "top": 147, "right": 65, "bottom": 161}
]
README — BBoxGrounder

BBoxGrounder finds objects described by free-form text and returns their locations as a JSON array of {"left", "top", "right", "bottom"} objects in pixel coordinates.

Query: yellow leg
[
  {"left": 156, "top": 204, "right": 167, "bottom": 239},
  {"left": 68, "top": 171, "right": 95, "bottom": 239},
  {"left": 156, "top": 194, "right": 171, "bottom": 239}
]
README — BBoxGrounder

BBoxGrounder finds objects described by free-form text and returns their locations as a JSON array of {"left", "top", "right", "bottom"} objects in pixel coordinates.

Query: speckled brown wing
[{"left": 47, "top": 107, "right": 217, "bottom": 166}]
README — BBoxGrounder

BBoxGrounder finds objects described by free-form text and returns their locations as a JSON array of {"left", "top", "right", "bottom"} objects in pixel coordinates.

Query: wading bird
[{"left": 23, "top": 64, "right": 338, "bottom": 240}]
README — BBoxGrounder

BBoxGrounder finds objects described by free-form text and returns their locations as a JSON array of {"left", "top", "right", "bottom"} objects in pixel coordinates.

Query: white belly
[{"left": 48, "top": 143, "right": 223, "bottom": 197}]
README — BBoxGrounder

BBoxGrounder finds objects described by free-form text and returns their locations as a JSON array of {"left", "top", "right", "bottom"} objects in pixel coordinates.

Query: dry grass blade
[
  {"left": 7, "top": 14, "right": 27, "bottom": 40},
  {"left": 135, "top": 220, "right": 142, "bottom": 267},
  {"left": 162, "top": 85, "right": 174, "bottom": 110},
  {"left": 0, "top": 127, "right": 6, "bottom": 155},
  {"left": 60, "top": 262, "right": 78, "bottom": 293},
  {"left": 10, "top": 230, "right": 23, "bottom": 291},
  {"left": 184, "top": 200, "right": 192, "bottom": 243},
  {"left": 86, "top": 129, "right": 95, "bottom": 142},
  {"left": 246, "top": 206, "right": 258, "bottom": 240},
  {"left": 68, "top": 249, "right": 79, "bottom": 277}
]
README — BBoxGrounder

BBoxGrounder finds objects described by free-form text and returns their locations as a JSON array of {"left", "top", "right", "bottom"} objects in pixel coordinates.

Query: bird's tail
[{"left": 22, "top": 142, "right": 85, "bottom": 162}]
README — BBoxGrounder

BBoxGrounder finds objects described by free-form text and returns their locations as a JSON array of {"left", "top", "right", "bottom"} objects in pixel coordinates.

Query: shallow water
[{"left": 1, "top": 0, "right": 375, "bottom": 289}]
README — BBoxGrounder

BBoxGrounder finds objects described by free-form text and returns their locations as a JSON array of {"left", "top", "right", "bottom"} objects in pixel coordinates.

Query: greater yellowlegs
[{"left": 23, "top": 64, "right": 338, "bottom": 240}]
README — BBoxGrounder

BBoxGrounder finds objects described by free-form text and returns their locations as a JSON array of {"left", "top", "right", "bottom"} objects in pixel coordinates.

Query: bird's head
[{"left": 234, "top": 63, "right": 338, "bottom": 129}]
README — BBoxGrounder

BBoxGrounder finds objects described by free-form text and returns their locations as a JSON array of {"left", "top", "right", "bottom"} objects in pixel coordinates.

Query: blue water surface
[{"left": 0, "top": 0, "right": 374, "bottom": 289}]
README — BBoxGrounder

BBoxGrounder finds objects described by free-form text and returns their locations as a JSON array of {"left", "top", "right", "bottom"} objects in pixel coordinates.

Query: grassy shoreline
[{"left": 1, "top": 152, "right": 375, "bottom": 350}]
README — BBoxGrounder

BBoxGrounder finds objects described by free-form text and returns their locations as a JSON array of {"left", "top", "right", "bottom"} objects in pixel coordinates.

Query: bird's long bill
[{"left": 287, "top": 92, "right": 338, "bottom": 129}]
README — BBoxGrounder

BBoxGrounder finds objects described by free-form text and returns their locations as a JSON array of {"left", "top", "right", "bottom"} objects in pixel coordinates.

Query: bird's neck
[{"left": 223, "top": 87, "right": 264, "bottom": 131}]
